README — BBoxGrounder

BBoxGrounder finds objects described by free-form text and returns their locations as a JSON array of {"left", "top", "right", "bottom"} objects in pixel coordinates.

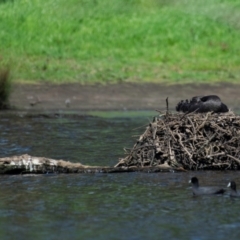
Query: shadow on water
[{"left": 0, "top": 111, "right": 240, "bottom": 240}]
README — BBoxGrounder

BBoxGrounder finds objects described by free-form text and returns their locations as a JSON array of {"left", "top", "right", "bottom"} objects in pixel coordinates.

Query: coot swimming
[
  {"left": 189, "top": 177, "right": 225, "bottom": 196},
  {"left": 227, "top": 181, "right": 240, "bottom": 198}
]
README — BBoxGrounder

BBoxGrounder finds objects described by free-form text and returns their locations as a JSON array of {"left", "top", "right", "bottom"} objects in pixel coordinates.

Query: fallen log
[{"left": 0, "top": 154, "right": 185, "bottom": 174}]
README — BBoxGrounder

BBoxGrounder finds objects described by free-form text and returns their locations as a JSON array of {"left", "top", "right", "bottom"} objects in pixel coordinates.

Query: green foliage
[
  {"left": 0, "top": 67, "right": 11, "bottom": 109},
  {"left": 0, "top": 0, "right": 240, "bottom": 83},
  {"left": 0, "top": 0, "right": 13, "bottom": 3}
]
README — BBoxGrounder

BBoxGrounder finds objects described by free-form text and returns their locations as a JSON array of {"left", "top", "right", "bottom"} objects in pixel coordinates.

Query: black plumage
[
  {"left": 176, "top": 95, "right": 229, "bottom": 113},
  {"left": 227, "top": 181, "right": 240, "bottom": 198},
  {"left": 189, "top": 177, "right": 225, "bottom": 196}
]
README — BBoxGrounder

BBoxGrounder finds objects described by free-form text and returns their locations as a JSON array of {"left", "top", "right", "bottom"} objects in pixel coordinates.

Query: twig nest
[{"left": 116, "top": 111, "right": 240, "bottom": 170}]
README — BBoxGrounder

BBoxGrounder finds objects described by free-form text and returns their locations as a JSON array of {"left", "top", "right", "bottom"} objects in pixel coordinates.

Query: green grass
[{"left": 0, "top": 0, "right": 240, "bottom": 84}]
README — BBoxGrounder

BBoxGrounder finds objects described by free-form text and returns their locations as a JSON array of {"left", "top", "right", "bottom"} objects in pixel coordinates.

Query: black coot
[
  {"left": 176, "top": 95, "right": 229, "bottom": 113},
  {"left": 189, "top": 177, "right": 225, "bottom": 195},
  {"left": 227, "top": 181, "right": 240, "bottom": 198}
]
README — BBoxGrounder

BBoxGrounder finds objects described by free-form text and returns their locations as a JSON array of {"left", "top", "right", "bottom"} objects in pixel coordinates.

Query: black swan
[
  {"left": 176, "top": 95, "right": 229, "bottom": 113},
  {"left": 189, "top": 177, "right": 225, "bottom": 196}
]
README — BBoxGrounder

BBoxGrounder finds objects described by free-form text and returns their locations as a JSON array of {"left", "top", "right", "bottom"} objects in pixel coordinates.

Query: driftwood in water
[
  {"left": 0, "top": 154, "right": 184, "bottom": 174},
  {"left": 0, "top": 154, "right": 105, "bottom": 174},
  {"left": 115, "top": 111, "right": 240, "bottom": 170}
]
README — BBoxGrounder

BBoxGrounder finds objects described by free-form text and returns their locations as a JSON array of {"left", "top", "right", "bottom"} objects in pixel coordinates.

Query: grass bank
[{"left": 0, "top": 0, "right": 240, "bottom": 84}]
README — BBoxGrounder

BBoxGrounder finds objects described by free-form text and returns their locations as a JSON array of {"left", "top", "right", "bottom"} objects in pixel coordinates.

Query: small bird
[
  {"left": 176, "top": 95, "right": 229, "bottom": 113},
  {"left": 65, "top": 99, "right": 71, "bottom": 108},
  {"left": 189, "top": 177, "right": 225, "bottom": 195},
  {"left": 227, "top": 181, "right": 240, "bottom": 198}
]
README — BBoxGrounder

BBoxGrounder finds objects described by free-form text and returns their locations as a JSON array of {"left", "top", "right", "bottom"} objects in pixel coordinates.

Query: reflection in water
[{"left": 0, "top": 113, "right": 240, "bottom": 240}]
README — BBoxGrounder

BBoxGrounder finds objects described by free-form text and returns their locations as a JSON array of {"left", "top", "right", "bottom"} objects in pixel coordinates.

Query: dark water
[{"left": 0, "top": 111, "right": 240, "bottom": 240}]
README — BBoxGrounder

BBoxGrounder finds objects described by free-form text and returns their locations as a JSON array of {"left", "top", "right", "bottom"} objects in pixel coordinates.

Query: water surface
[{"left": 0, "top": 111, "right": 239, "bottom": 240}]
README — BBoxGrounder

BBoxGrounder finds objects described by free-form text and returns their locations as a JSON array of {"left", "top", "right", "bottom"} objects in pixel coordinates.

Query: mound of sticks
[{"left": 115, "top": 111, "right": 240, "bottom": 170}]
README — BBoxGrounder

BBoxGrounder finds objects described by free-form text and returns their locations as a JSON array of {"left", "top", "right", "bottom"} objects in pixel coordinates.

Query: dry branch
[{"left": 116, "top": 111, "right": 240, "bottom": 170}]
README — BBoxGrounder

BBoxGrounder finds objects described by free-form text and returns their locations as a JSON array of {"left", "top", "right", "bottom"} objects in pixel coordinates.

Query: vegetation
[
  {"left": 0, "top": 0, "right": 240, "bottom": 84},
  {"left": 0, "top": 67, "right": 11, "bottom": 109}
]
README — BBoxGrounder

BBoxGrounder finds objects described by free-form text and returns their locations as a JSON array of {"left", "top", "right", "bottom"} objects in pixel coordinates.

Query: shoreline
[{"left": 8, "top": 82, "right": 240, "bottom": 112}]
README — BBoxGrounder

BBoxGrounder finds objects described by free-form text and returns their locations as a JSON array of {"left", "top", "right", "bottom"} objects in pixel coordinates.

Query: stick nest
[{"left": 116, "top": 111, "right": 240, "bottom": 170}]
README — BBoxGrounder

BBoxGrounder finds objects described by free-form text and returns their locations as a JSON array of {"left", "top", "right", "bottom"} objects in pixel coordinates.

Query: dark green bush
[{"left": 0, "top": 68, "right": 11, "bottom": 109}]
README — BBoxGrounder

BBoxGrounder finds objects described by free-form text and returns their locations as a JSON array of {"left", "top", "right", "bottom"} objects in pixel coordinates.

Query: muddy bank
[{"left": 9, "top": 82, "right": 240, "bottom": 112}]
